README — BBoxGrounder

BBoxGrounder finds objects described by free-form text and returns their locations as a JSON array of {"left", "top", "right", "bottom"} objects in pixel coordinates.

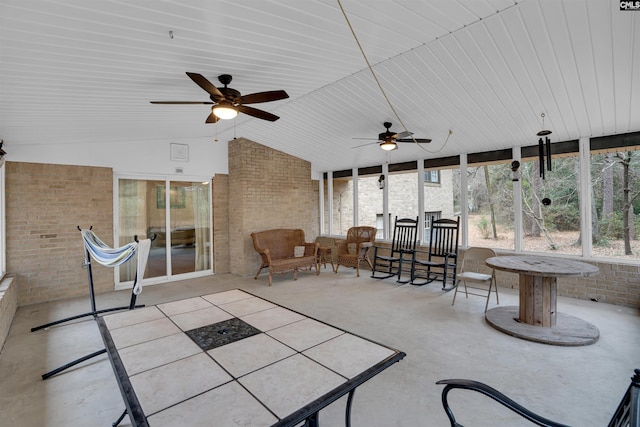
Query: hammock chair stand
[{"left": 36, "top": 226, "right": 152, "bottom": 380}]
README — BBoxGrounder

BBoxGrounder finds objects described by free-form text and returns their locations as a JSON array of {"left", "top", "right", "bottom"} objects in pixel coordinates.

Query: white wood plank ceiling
[{"left": 1, "top": 0, "right": 638, "bottom": 174}]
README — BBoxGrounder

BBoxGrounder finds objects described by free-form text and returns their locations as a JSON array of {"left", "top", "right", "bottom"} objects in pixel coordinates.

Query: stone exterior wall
[
  {"left": 328, "top": 170, "right": 455, "bottom": 236},
  {"left": 228, "top": 138, "right": 319, "bottom": 277},
  {"left": 6, "top": 162, "right": 114, "bottom": 306}
]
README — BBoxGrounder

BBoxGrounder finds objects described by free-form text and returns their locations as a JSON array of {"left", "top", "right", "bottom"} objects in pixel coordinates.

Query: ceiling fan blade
[
  {"left": 237, "top": 105, "right": 280, "bottom": 121},
  {"left": 394, "top": 131, "right": 413, "bottom": 139},
  {"left": 396, "top": 138, "right": 432, "bottom": 143},
  {"left": 351, "top": 141, "right": 379, "bottom": 149},
  {"left": 150, "top": 101, "right": 214, "bottom": 104},
  {"left": 241, "top": 90, "right": 289, "bottom": 104},
  {"left": 186, "top": 72, "right": 224, "bottom": 99},
  {"left": 205, "top": 112, "right": 219, "bottom": 124}
]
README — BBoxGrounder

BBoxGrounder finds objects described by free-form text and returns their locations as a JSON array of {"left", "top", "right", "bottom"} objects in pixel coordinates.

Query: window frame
[{"left": 320, "top": 131, "right": 640, "bottom": 261}]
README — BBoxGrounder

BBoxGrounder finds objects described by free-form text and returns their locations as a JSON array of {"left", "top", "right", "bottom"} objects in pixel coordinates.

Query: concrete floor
[{"left": 1, "top": 269, "right": 638, "bottom": 426}]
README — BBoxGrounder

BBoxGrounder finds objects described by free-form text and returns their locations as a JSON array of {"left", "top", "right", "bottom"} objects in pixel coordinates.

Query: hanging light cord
[{"left": 337, "top": 0, "right": 452, "bottom": 153}]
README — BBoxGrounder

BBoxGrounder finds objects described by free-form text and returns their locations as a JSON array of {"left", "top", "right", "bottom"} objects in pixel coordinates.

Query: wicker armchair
[
  {"left": 251, "top": 229, "right": 319, "bottom": 286},
  {"left": 334, "top": 226, "right": 376, "bottom": 277}
]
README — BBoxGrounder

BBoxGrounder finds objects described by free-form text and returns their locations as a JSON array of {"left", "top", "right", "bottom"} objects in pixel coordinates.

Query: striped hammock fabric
[
  {"left": 81, "top": 230, "right": 137, "bottom": 267},
  {"left": 81, "top": 230, "right": 151, "bottom": 295}
]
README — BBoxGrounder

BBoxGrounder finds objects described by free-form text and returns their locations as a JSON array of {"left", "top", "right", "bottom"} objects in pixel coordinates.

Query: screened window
[
  {"left": 590, "top": 149, "right": 640, "bottom": 260},
  {"left": 520, "top": 155, "right": 581, "bottom": 256},
  {"left": 331, "top": 176, "right": 353, "bottom": 236},
  {"left": 424, "top": 170, "right": 440, "bottom": 184},
  {"left": 424, "top": 211, "right": 441, "bottom": 236},
  {"left": 375, "top": 214, "right": 384, "bottom": 240},
  {"left": 465, "top": 162, "right": 515, "bottom": 250},
  {"left": 358, "top": 174, "right": 383, "bottom": 232},
  {"left": 389, "top": 171, "right": 419, "bottom": 233},
  {"left": 0, "top": 161, "right": 5, "bottom": 279}
]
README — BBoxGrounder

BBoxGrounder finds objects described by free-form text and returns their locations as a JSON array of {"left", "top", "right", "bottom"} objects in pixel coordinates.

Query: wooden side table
[{"left": 317, "top": 246, "right": 334, "bottom": 272}]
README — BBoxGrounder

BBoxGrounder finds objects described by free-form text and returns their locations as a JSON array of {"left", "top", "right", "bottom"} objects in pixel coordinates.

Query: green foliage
[
  {"left": 600, "top": 212, "right": 625, "bottom": 239},
  {"left": 459, "top": 151, "right": 638, "bottom": 252},
  {"left": 476, "top": 216, "right": 491, "bottom": 239},
  {"left": 545, "top": 203, "right": 580, "bottom": 231},
  {"left": 519, "top": 157, "right": 581, "bottom": 233}
]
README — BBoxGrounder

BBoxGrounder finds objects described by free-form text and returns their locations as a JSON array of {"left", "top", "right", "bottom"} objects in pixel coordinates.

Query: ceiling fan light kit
[
  {"left": 212, "top": 101, "right": 238, "bottom": 120},
  {"left": 380, "top": 140, "right": 397, "bottom": 151}
]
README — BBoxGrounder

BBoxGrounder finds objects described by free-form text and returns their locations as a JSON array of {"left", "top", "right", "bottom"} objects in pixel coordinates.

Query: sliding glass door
[
  {"left": 168, "top": 180, "right": 211, "bottom": 275},
  {"left": 116, "top": 176, "right": 212, "bottom": 288}
]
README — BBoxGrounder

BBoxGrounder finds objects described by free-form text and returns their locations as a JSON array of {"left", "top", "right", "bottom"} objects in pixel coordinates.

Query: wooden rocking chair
[
  {"left": 411, "top": 216, "right": 460, "bottom": 290},
  {"left": 371, "top": 217, "right": 418, "bottom": 283}
]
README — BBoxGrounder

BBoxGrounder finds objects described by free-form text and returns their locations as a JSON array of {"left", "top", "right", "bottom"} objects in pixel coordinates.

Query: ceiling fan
[
  {"left": 150, "top": 73, "right": 289, "bottom": 123},
  {"left": 352, "top": 122, "right": 431, "bottom": 151}
]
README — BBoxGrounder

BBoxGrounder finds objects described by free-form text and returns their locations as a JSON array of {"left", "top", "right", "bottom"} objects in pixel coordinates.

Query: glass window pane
[
  {"left": 0, "top": 162, "right": 5, "bottom": 278},
  {"left": 119, "top": 179, "right": 167, "bottom": 281},
  {"left": 424, "top": 211, "right": 441, "bottom": 233},
  {"left": 119, "top": 178, "right": 212, "bottom": 283},
  {"left": 389, "top": 171, "right": 419, "bottom": 233},
  {"left": 466, "top": 163, "right": 515, "bottom": 250},
  {"left": 520, "top": 155, "right": 581, "bottom": 255},
  {"left": 169, "top": 181, "right": 211, "bottom": 275},
  {"left": 323, "top": 178, "right": 329, "bottom": 234},
  {"left": 590, "top": 149, "right": 640, "bottom": 260},
  {"left": 357, "top": 174, "right": 383, "bottom": 238},
  {"left": 425, "top": 168, "right": 457, "bottom": 238},
  {"left": 332, "top": 177, "right": 353, "bottom": 235}
]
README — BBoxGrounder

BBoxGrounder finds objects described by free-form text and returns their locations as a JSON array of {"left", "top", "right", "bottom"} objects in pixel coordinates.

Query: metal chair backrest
[
  {"left": 608, "top": 369, "right": 640, "bottom": 427},
  {"left": 437, "top": 368, "right": 640, "bottom": 427},
  {"left": 428, "top": 217, "right": 459, "bottom": 260},
  {"left": 390, "top": 217, "right": 419, "bottom": 254},
  {"left": 461, "top": 247, "right": 496, "bottom": 270}
]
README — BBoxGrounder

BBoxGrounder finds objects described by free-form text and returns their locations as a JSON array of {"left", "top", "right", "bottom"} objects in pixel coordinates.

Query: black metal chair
[
  {"left": 371, "top": 216, "right": 418, "bottom": 283},
  {"left": 437, "top": 368, "right": 640, "bottom": 427},
  {"left": 411, "top": 216, "right": 459, "bottom": 290}
]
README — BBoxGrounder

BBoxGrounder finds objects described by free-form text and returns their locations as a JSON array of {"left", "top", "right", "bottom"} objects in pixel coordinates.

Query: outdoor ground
[{"left": 467, "top": 214, "right": 640, "bottom": 260}]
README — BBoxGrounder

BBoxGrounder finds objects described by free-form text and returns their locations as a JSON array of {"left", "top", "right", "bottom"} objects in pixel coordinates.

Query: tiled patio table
[{"left": 98, "top": 289, "right": 405, "bottom": 427}]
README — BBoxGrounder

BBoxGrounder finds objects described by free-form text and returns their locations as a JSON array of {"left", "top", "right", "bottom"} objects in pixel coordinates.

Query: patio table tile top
[{"left": 100, "top": 289, "right": 405, "bottom": 426}]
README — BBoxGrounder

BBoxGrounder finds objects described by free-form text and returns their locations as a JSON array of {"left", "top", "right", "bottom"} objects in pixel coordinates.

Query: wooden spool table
[{"left": 484, "top": 255, "right": 600, "bottom": 346}]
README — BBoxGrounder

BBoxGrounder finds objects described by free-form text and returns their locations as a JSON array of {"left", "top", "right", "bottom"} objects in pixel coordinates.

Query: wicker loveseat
[{"left": 251, "top": 229, "right": 319, "bottom": 286}]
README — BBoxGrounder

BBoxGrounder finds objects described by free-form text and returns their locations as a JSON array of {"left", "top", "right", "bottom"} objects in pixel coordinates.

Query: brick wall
[
  {"left": 6, "top": 162, "right": 114, "bottom": 306},
  {"left": 212, "top": 174, "right": 230, "bottom": 274},
  {"left": 555, "top": 260, "right": 639, "bottom": 306},
  {"left": 4, "top": 159, "right": 636, "bottom": 308},
  {"left": 228, "top": 138, "right": 319, "bottom": 277},
  {"left": 461, "top": 250, "right": 640, "bottom": 308},
  {"left": 0, "top": 276, "right": 17, "bottom": 351}
]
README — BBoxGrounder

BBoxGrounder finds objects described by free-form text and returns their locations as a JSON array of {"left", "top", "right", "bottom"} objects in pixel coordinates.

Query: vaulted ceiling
[{"left": 1, "top": 0, "right": 638, "bottom": 174}]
